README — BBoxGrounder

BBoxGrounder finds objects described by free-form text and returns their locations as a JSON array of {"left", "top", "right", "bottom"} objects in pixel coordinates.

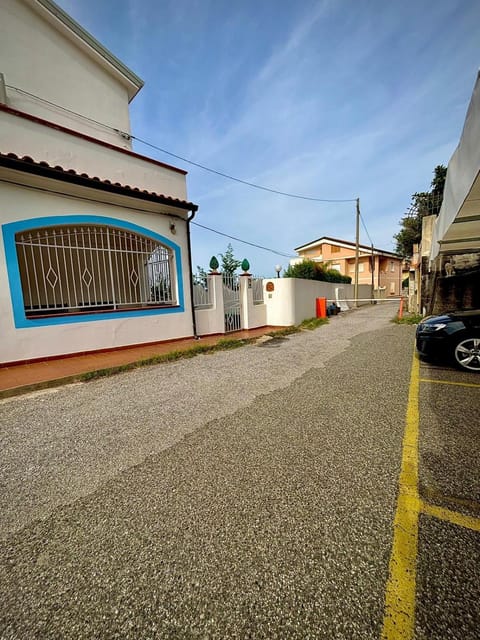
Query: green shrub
[
  {"left": 283, "top": 260, "right": 318, "bottom": 280},
  {"left": 283, "top": 259, "right": 351, "bottom": 283}
]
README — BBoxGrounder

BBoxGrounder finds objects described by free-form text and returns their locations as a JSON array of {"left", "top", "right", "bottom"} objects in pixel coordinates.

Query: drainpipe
[{"left": 186, "top": 206, "right": 199, "bottom": 339}]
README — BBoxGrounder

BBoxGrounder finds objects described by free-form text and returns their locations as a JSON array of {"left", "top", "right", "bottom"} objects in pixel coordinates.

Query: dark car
[{"left": 416, "top": 309, "right": 480, "bottom": 372}]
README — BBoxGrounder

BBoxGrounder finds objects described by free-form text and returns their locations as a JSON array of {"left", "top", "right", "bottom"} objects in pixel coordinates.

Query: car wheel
[{"left": 453, "top": 334, "right": 480, "bottom": 372}]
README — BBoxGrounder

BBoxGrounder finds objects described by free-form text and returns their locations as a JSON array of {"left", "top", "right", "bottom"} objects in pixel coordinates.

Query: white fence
[
  {"left": 252, "top": 277, "right": 264, "bottom": 304},
  {"left": 193, "top": 273, "right": 374, "bottom": 336},
  {"left": 192, "top": 281, "right": 213, "bottom": 309}
]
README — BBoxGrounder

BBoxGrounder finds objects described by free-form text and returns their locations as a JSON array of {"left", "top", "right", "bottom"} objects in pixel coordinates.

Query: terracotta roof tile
[{"left": 0, "top": 152, "right": 198, "bottom": 212}]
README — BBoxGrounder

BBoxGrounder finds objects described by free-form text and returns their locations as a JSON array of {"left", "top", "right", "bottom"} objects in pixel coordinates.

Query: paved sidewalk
[{"left": 0, "top": 326, "right": 278, "bottom": 399}]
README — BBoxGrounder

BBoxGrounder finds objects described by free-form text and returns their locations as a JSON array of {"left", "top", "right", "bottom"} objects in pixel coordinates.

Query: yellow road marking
[
  {"left": 420, "top": 378, "right": 480, "bottom": 389},
  {"left": 382, "top": 351, "right": 420, "bottom": 640},
  {"left": 421, "top": 501, "right": 480, "bottom": 532},
  {"left": 423, "top": 487, "right": 480, "bottom": 516}
]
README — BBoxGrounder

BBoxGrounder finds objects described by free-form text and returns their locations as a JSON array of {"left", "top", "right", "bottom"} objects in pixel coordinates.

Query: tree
[
  {"left": 192, "top": 265, "right": 209, "bottom": 287},
  {"left": 394, "top": 165, "right": 447, "bottom": 257},
  {"left": 219, "top": 243, "right": 242, "bottom": 276},
  {"left": 193, "top": 244, "right": 243, "bottom": 280}
]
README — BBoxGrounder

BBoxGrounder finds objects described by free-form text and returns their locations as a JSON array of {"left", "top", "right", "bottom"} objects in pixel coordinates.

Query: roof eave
[
  {"left": 31, "top": 0, "right": 144, "bottom": 102},
  {"left": 0, "top": 153, "right": 198, "bottom": 212},
  {"left": 295, "top": 236, "right": 401, "bottom": 258}
]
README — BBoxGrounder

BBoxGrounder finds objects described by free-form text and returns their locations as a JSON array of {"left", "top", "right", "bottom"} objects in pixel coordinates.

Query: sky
[{"left": 57, "top": 0, "right": 480, "bottom": 277}]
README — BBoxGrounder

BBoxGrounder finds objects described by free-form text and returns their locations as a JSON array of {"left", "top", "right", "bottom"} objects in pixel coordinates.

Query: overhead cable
[
  {"left": 191, "top": 222, "right": 294, "bottom": 257},
  {"left": 7, "top": 84, "right": 358, "bottom": 203},
  {"left": 133, "top": 135, "right": 357, "bottom": 203},
  {"left": 359, "top": 212, "right": 374, "bottom": 246}
]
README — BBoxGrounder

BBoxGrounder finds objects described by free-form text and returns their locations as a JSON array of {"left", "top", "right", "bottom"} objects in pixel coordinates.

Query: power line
[
  {"left": 7, "top": 84, "right": 358, "bottom": 203},
  {"left": 7, "top": 84, "right": 363, "bottom": 258},
  {"left": 191, "top": 222, "right": 293, "bottom": 258},
  {"left": 359, "top": 212, "right": 374, "bottom": 246},
  {"left": 6, "top": 84, "right": 116, "bottom": 131},
  {"left": 134, "top": 136, "right": 357, "bottom": 203}
]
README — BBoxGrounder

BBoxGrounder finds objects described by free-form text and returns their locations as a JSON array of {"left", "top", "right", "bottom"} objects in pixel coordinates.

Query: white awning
[{"left": 430, "top": 71, "right": 480, "bottom": 260}]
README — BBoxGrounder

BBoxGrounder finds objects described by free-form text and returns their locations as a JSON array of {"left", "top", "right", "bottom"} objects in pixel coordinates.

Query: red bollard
[{"left": 316, "top": 297, "right": 327, "bottom": 318}]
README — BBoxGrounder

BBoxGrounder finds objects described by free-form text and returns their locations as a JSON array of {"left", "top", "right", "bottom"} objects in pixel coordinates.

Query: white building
[
  {"left": 416, "top": 71, "right": 480, "bottom": 314},
  {"left": 430, "top": 71, "right": 480, "bottom": 262},
  {"left": 0, "top": 0, "right": 198, "bottom": 365}
]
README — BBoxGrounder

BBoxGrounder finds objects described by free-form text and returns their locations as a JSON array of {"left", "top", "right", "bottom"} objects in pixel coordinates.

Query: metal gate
[{"left": 222, "top": 273, "right": 241, "bottom": 332}]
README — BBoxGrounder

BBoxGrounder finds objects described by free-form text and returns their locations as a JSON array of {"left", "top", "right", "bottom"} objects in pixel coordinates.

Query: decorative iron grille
[{"left": 15, "top": 225, "right": 176, "bottom": 317}]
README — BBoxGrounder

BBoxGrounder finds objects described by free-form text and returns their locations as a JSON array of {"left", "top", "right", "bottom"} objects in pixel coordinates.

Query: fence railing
[
  {"left": 192, "top": 277, "right": 213, "bottom": 309},
  {"left": 252, "top": 277, "right": 264, "bottom": 304}
]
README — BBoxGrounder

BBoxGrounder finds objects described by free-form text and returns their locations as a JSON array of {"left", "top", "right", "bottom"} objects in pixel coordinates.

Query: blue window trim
[{"left": 2, "top": 215, "right": 185, "bottom": 328}]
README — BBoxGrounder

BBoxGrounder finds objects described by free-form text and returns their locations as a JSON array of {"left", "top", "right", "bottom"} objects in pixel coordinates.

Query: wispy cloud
[{"left": 58, "top": 0, "right": 480, "bottom": 275}]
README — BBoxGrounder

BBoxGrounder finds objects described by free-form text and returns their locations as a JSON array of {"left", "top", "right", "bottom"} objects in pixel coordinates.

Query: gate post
[
  {"left": 210, "top": 272, "right": 225, "bottom": 334},
  {"left": 239, "top": 273, "right": 253, "bottom": 330}
]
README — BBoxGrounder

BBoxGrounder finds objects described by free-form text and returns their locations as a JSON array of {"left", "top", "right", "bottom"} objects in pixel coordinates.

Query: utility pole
[
  {"left": 354, "top": 198, "right": 360, "bottom": 308},
  {"left": 371, "top": 243, "right": 375, "bottom": 303}
]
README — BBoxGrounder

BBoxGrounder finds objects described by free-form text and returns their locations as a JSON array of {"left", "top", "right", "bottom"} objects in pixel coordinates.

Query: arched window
[{"left": 15, "top": 225, "right": 177, "bottom": 317}]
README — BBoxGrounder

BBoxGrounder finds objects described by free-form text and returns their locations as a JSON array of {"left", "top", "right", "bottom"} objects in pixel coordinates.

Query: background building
[
  {"left": 415, "top": 72, "right": 480, "bottom": 314},
  {"left": 292, "top": 236, "right": 403, "bottom": 298}
]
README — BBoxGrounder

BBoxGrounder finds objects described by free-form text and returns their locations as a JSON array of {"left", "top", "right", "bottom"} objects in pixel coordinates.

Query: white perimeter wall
[
  {"left": 263, "top": 278, "right": 372, "bottom": 326},
  {"left": 194, "top": 277, "right": 373, "bottom": 336},
  {"left": 194, "top": 275, "right": 267, "bottom": 336},
  {"left": 0, "top": 181, "right": 194, "bottom": 364}
]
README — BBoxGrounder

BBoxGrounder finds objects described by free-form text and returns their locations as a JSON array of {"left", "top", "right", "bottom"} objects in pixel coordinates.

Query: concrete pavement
[{"left": 0, "top": 326, "right": 277, "bottom": 399}]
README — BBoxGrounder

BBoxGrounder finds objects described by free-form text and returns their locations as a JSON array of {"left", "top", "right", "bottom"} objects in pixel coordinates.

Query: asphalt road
[
  {"left": 415, "top": 354, "right": 480, "bottom": 639},
  {"left": 0, "top": 304, "right": 478, "bottom": 639}
]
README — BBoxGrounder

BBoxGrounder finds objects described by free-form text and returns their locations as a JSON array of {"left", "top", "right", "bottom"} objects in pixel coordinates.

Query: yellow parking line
[
  {"left": 421, "top": 501, "right": 480, "bottom": 532},
  {"left": 420, "top": 378, "right": 480, "bottom": 389},
  {"left": 382, "top": 350, "right": 420, "bottom": 640}
]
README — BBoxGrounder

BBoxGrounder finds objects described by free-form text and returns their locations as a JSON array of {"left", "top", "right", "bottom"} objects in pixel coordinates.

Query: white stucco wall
[
  {"left": 248, "top": 302, "right": 267, "bottom": 329},
  {"left": 0, "top": 109, "right": 188, "bottom": 199},
  {"left": 0, "top": 0, "right": 135, "bottom": 147},
  {"left": 194, "top": 275, "right": 225, "bottom": 336},
  {"left": 239, "top": 277, "right": 267, "bottom": 330},
  {"left": 0, "top": 180, "right": 194, "bottom": 364},
  {"left": 263, "top": 278, "right": 372, "bottom": 326},
  {"left": 194, "top": 275, "right": 267, "bottom": 336}
]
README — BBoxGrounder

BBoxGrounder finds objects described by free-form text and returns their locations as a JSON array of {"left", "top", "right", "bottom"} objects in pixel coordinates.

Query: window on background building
[
  {"left": 331, "top": 245, "right": 340, "bottom": 253},
  {"left": 390, "top": 261, "right": 395, "bottom": 272},
  {"left": 390, "top": 282, "right": 396, "bottom": 294},
  {"left": 15, "top": 225, "right": 176, "bottom": 318},
  {"left": 348, "top": 263, "right": 364, "bottom": 272},
  {"left": 331, "top": 264, "right": 341, "bottom": 271}
]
